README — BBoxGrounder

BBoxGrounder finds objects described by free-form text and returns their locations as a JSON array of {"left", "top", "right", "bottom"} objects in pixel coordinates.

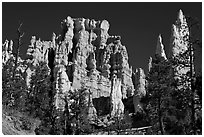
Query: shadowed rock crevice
[
  {"left": 92, "top": 97, "right": 111, "bottom": 116},
  {"left": 48, "top": 48, "right": 55, "bottom": 82}
]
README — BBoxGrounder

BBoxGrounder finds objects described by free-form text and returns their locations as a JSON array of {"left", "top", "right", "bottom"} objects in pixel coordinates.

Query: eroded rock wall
[
  {"left": 2, "top": 15, "right": 147, "bottom": 122},
  {"left": 2, "top": 10, "right": 193, "bottom": 124},
  {"left": 21, "top": 16, "right": 136, "bottom": 119}
]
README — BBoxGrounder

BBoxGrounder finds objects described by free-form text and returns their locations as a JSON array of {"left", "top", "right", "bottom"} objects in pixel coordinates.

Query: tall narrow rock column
[
  {"left": 52, "top": 40, "right": 71, "bottom": 134},
  {"left": 133, "top": 68, "right": 146, "bottom": 113},
  {"left": 169, "top": 10, "right": 191, "bottom": 84},
  {"left": 156, "top": 34, "right": 167, "bottom": 60},
  {"left": 110, "top": 72, "right": 124, "bottom": 117}
]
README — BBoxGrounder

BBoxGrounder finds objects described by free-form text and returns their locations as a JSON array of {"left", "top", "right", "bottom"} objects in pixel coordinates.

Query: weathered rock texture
[
  {"left": 2, "top": 40, "right": 14, "bottom": 65},
  {"left": 25, "top": 36, "right": 51, "bottom": 87},
  {"left": 169, "top": 10, "right": 190, "bottom": 58},
  {"left": 148, "top": 10, "right": 191, "bottom": 92},
  {"left": 2, "top": 10, "right": 190, "bottom": 124},
  {"left": 17, "top": 16, "right": 137, "bottom": 120},
  {"left": 156, "top": 35, "right": 167, "bottom": 60},
  {"left": 169, "top": 9, "right": 191, "bottom": 82},
  {"left": 132, "top": 68, "right": 146, "bottom": 113}
]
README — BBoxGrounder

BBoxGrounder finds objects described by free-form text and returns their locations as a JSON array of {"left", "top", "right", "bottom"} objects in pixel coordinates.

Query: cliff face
[{"left": 20, "top": 16, "right": 137, "bottom": 119}]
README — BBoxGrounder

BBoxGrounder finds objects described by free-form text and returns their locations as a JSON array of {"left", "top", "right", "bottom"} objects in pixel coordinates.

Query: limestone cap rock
[
  {"left": 100, "top": 20, "right": 110, "bottom": 32},
  {"left": 177, "top": 9, "right": 184, "bottom": 25}
]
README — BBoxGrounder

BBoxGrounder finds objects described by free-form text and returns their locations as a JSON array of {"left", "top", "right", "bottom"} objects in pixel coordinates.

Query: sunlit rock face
[
  {"left": 2, "top": 16, "right": 136, "bottom": 120},
  {"left": 2, "top": 10, "right": 191, "bottom": 121},
  {"left": 2, "top": 40, "right": 14, "bottom": 65},
  {"left": 2, "top": 39, "right": 27, "bottom": 80},
  {"left": 148, "top": 57, "right": 153, "bottom": 72},
  {"left": 25, "top": 36, "right": 51, "bottom": 88},
  {"left": 2, "top": 20, "right": 135, "bottom": 124},
  {"left": 2, "top": 9, "right": 194, "bottom": 128},
  {"left": 18, "top": 16, "right": 136, "bottom": 119},
  {"left": 132, "top": 68, "right": 146, "bottom": 113},
  {"left": 169, "top": 10, "right": 190, "bottom": 58},
  {"left": 156, "top": 34, "right": 167, "bottom": 60},
  {"left": 169, "top": 10, "right": 191, "bottom": 81}
]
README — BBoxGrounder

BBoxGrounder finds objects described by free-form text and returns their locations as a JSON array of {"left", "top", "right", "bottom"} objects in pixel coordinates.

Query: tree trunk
[
  {"left": 158, "top": 97, "right": 165, "bottom": 135},
  {"left": 189, "top": 42, "right": 196, "bottom": 134},
  {"left": 13, "top": 22, "right": 24, "bottom": 78}
]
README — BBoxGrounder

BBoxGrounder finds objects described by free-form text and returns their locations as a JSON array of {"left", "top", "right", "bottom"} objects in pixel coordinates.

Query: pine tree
[
  {"left": 145, "top": 57, "right": 171, "bottom": 135},
  {"left": 27, "top": 62, "right": 53, "bottom": 134},
  {"left": 2, "top": 58, "right": 16, "bottom": 106},
  {"left": 68, "top": 88, "right": 92, "bottom": 134},
  {"left": 27, "top": 62, "right": 51, "bottom": 117},
  {"left": 168, "top": 15, "right": 202, "bottom": 135},
  {"left": 2, "top": 22, "right": 27, "bottom": 110},
  {"left": 13, "top": 22, "right": 24, "bottom": 78},
  {"left": 2, "top": 57, "right": 27, "bottom": 110}
]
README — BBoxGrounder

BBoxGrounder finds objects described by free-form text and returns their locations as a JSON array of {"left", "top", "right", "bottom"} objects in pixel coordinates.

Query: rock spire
[
  {"left": 156, "top": 34, "right": 167, "bottom": 60},
  {"left": 169, "top": 9, "right": 189, "bottom": 58}
]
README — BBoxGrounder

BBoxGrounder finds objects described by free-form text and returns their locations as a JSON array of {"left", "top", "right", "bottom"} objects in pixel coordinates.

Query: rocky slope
[{"left": 2, "top": 107, "right": 40, "bottom": 135}]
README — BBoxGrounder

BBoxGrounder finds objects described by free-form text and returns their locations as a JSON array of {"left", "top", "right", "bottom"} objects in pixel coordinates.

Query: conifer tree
[
  {"left": 145, "top": 57, "right": 171, "bottom": 135},
  {"left": 27, "top": 62, "right": 53, "bottom": 134}
]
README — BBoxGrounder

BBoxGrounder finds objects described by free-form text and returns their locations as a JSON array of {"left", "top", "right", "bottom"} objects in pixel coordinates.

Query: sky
[{"left": 2, "top": 2, "right": 202, "bottom": 73}]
